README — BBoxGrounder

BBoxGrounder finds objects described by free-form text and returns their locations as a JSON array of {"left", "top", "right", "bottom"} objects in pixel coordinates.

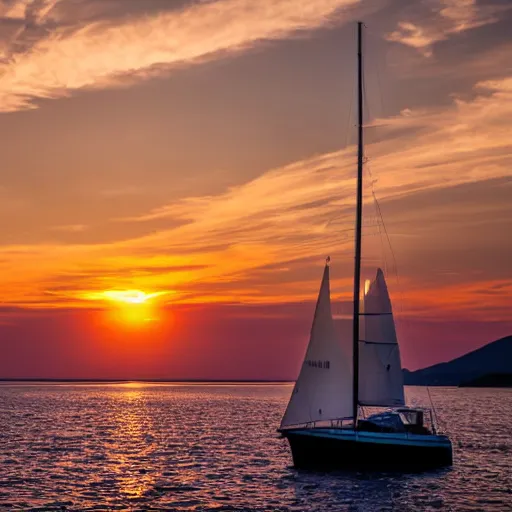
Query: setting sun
[
  {"left": 109, "top": 302, "right": 157, "bottom": 326},
  {"left": 100, "top": 290, "right": 167, "bottom": 305},
  {"left": 84, "top": 289, "right": 169, "bottom": 327}
]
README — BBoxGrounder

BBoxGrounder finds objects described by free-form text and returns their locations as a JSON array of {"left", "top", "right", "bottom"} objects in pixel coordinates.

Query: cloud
[
  {"left": 387, "top": 0, "right": 505, "bottom": 57},
  {"left": 0, "top": 73, "right": 509, "bottom": 318},
  {"left": 122, "top": 73, "right": 512, "bottom": 227},
  {"left": 402, "top": 279, "right": 512, "bottom": 322},
  {"left": 0, "top": 0, "right": 359, "bottom": 111},
  {"left": 24, "top": 0, "right": 60, "bottom": 23},
  {"left": 50, "top": 224, "right": 88, "bottom": 232},
  {"left": 99, "top": 186, "right": 147, "bottom": 198},
  {"left": 2, "top": 0, "right": 32, "bottom": 20},
  {"left": 113, "top": 74, "right": 512, "bottom": 309}
]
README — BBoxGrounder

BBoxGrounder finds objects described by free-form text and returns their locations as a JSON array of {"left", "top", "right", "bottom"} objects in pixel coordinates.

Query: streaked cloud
[
  {"left": 0, "top": 0, "right": 359, "bottom": 111},
  {"left": 402, "top": 279, "right": 512, "bottom": 322},
  {"left": 122, "top": 73, "right": 512, "bottom": 230},
  {"left": 0, "top": 0, "right": 508, "bottom": 343},
  {"left": 0, "top": 72, "right": 510, "bottom": 319}
]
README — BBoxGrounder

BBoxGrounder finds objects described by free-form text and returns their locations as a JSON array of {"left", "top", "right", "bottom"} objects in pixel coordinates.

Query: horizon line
[{"left": 0, "top": 378, "right": 294, "bottom": 383}]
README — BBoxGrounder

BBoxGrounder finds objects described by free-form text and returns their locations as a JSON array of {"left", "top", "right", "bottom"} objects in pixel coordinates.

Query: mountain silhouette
[{"left": 403, "top": 335, "right": 512, "bottom": 386}]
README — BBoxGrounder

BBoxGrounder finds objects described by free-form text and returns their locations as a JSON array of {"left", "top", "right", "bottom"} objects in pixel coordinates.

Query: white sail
[
  {"left": 358, "top": 268, "right": 405, "bottom": 407},
  {"left": 280, "top": 264, "right": 353, "bottom": 428}
]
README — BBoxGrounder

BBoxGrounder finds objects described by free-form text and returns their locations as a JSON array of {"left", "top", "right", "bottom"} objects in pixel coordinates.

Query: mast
[{"left": 352, "top": 21, "right": 364, "bottom": 426}]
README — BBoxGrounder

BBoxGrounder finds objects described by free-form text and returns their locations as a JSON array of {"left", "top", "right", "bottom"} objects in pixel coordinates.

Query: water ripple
[{"left": 0, "top": 384, "right": 510, "bottom": 511}]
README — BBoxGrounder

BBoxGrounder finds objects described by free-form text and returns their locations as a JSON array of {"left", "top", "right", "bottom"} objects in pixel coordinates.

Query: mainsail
[
  {"left": 358, "top": 268, "right": 405, "bottom": 407},
  {"left": 280, "top": 264, "right": 353, "bottom": 428}
]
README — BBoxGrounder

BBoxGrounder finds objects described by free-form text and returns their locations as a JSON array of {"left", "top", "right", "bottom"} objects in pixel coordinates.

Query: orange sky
[{"left": 0, "top": 0, "right": 510, "bottom": 378}]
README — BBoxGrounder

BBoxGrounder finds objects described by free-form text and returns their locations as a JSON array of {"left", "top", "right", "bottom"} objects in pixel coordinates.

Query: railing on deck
[{"left": 281, "top": 417, "right": 354, "bottom": 431}]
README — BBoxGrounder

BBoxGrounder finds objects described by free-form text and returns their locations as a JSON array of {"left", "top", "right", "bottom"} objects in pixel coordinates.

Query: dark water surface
[{"left": 0, "top": 383, "right": 510, "bottom": 511}]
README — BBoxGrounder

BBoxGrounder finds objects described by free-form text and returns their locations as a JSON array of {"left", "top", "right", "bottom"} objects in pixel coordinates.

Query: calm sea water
[{"left": 0, "top": 383, "right": 510, "bottom": 511}]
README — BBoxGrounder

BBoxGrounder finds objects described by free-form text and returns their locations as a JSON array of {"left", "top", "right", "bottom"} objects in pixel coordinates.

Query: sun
[
  {"left": 111, "top": 303, "right": 156, "bottom": 326},
  {"left": 101, "top": 290, "right": 166, "bottom": 305},
  {"left": 85, "top": 289, "right": 168, "bottom": 327}
]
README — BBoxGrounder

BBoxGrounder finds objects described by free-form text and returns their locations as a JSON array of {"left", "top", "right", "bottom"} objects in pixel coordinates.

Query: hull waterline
[{"left": 281, "top": 428, "right": 453, "bottom": 470}]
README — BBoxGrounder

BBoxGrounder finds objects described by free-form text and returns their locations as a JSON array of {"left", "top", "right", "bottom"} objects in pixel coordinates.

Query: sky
[{"left": 0, "top": 0, "right": 510, "bottom": 379}]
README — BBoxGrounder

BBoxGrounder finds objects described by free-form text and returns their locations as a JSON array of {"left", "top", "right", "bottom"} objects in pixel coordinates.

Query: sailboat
[{"left": 278, "top": 22, "right": 453, "bottom": 470}]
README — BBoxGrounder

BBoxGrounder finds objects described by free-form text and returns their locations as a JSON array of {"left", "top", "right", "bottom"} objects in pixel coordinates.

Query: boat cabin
[{"left": 357, "top": 408, "right": 432, "bottom": 435}]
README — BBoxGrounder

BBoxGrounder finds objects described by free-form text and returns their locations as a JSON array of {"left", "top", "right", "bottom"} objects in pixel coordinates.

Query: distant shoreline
[
  {"left": 0, "top": 379, "right": 479, "bottom": 385},
  {"left": 459, "top": 373, "right": 512, "bottom": 388},
  {"left": 0, "top": 380, "right": 474, "bottom": 387},
  {"left": 0, "top": 378, "right": 293, "bottom": 383}
]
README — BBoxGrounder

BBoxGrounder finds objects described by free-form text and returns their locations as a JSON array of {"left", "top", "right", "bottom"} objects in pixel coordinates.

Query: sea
[{"left": 0, "top": 383, "right": 510, "bottom": 512}]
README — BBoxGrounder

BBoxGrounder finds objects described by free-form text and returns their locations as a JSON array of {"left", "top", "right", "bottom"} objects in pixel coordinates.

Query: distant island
[
  {"left": 403, "top": 335, "right": 512, "bottom": 387},
  {"left": 459, "top": 373, "right": 512, "bottom": 388}
]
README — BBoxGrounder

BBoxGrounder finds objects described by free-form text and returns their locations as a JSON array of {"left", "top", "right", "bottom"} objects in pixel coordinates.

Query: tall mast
[{"left": 352, "top": 21, "right": 364, "bottom": 426}]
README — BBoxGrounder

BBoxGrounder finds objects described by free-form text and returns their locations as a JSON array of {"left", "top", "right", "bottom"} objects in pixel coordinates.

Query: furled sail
[
  {"left": 358, "top": 268, "right": 405, "bottom": 407},
  {"left": 280, "top": 264, "right": 353, "bottom": 428}
]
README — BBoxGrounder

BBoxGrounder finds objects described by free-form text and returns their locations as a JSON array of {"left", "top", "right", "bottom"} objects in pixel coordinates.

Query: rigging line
[
  {"left": 361, "top": 48, "right": 386, "bottom": 273},
  {"left": 375, "top": 44, "right": 386, "bottom": 121},
  {"left": 362, "top": 53, "right": 371, "bottom": 128},
  {"left": 372, "top": 191, "right": 404, "bottom": 312},
  {"left": 427, "top": 386, "right": 440, "bottom": 435},
  {"left": 360, "top": 44, "right": 404, "bottom": 319},
  {"left": 345, "top": 46, "right": 356, "bottom": 150},
  {"left": 372, "top": 28, "right": 386, "bottom": 120},
  {"left": 365, "top": 161, "right": 406, "bottom": 325},
  {"left": 360, "top": 30, "right": 408, "bottom": 334},
  {"left": 365, "top": 162, "right": 388, "bottom": 275},
  {"left": 361, "top": 25, "right": 386, "bottom": 120},
  {"left": 366, "top": 163, "right": 399, "bottom": 284},
  {"left": 326, "top": 24, "right": 355, "bottom": 231},
  {"left": 361, "top": 29, "right": 391, "bottom": 274},
  {"left": 376, "top": 199, "right": 388, "bottom": 276},
  {"left": 361, "top": 26, "right": 375, "bottom": 138}
]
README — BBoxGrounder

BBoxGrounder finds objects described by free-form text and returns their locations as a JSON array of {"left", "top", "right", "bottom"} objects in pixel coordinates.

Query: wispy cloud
[
  {"left": 387, "top": 0, "right": 505, "bottom": 57},
  {"left": 2, "top": 0, "right": 59, "bottom": 21},
  {"left": 0, "top": 0, "right": 359, "bottom": 111},
  {"left": 0, "top": 0, "right": 61, "bottom": 57},
  {"left": 402, "top": 279, "right": 512, "bottom": 322},
  {"left": 122, "top": 73, "right": 512, "bottom": 228},
  {"left": 0, "top": 74, "right": 510, "bottom": 316},
  {"left": 50, "top": 224, "right": 88, "bottom": 233}
]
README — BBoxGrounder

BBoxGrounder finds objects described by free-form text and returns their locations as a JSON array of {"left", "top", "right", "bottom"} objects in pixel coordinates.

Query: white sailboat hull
[{"left": 280, "top": 428, "right": 453, "bottom": 470}]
